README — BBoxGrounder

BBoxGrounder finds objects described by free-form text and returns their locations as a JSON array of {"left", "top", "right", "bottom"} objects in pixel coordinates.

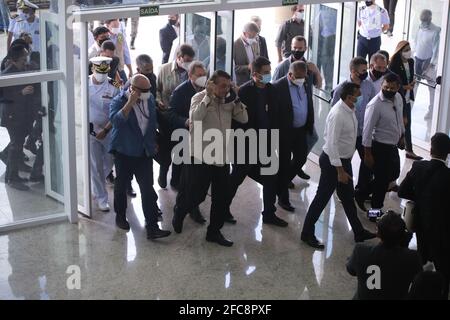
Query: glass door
[{"left": 184, "top": 13, "right": 214, "bottom": 73}]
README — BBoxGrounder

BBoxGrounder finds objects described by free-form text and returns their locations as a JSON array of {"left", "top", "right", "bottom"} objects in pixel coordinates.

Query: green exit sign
[
  {"left": 282, "top": 0, "right": 299, "bottom": 6},
  {"left": 140, "top": 5, "right": 159, "bottom": 17}
]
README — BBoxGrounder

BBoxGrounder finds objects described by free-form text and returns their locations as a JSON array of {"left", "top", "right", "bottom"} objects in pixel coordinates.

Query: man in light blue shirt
[{"left": 289, "top": 75, "right": 308, "bottom": 128}]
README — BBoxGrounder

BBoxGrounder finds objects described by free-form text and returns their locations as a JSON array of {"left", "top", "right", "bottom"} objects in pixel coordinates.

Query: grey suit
[{"left": 233, "top": 38, "right": 253, "bottom": 86}]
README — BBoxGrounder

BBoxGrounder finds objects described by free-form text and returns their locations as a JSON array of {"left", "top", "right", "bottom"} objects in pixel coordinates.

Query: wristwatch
[{"left": 233, "top": 97, "right": 241, "bottom": 104}]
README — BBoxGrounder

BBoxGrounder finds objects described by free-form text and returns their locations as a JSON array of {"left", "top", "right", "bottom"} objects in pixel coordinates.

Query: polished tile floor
[{"left": 0, "top": 146, "right": 427, "bottom": 300}]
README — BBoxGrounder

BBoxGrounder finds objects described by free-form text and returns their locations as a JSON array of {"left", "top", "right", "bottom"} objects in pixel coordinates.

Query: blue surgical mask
[{"left": 261, "top": 73, "right": 272, "bottom": 84}]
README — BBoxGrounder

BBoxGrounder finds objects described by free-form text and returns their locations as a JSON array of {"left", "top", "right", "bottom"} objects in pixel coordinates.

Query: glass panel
[
  {"left": 185, "top": 13, "right": 211, "bottom": 69},
  {"left": 0, "top": 80, "right": 65, "bottom": 226},
  {"left": 339, "top": 2, "right": 356, "bottom": 83},
  {"left": 311, "top": 94, "right": 332, "bottom": 156},
  {"left": 0, "top": 3, "right": 60, "bottom": 76},
  {"left": 215, "top": 11, "right": 232, "bottom": 74},
  {"left": 409, "top": 0, "right": 447, "bottom": 144},
  {"left": 74, "top": 0, "right": 213, "bottom": 10},
  {"left": 309, "top": 3, "right": 338, "bottom": 93}
]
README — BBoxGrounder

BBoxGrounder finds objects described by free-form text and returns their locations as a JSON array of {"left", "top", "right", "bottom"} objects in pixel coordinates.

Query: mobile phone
[
  {"left": 89, "top": 122, "right": 97, "bottom": 137},
  {"left": 367, "top": 209, "right": 381, "bottom": 219}
]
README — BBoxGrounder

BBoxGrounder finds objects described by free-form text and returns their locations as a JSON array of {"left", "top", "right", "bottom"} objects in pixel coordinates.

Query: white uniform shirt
[
  {"left": 357, "top": 5, "right": 390, "bottom": 38},
  {"left": 89, "top": 75, "right": 119, "bottom": 132},
  {"left": 8, "top": 16, "right": 40, "bottom": 52},
  {"left": 323, "top": 99, "right": 358, "bottom": 167}
]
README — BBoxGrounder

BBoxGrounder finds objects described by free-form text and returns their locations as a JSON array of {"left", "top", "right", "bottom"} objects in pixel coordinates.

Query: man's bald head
[{"left": 131, "top": 74, "right": 151, "bottom": 92}]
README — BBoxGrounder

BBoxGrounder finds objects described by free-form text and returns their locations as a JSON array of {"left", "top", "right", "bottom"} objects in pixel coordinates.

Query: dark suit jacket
[
  {"left": 389, "top": 57, "right": 415, "bottom": 102},
  {"left": 271, "top": 75, "right": 314, "bottom": 135},
  {"left": 398, "top": 159, "right": 450, "bottom": 265},
  {"left": 167, "top": 80, "right": 197, "bottom": 131},
  {"left": 258, "top": 35, "right": 269, "bottom": 60},
  {"left": 346, "top": 243, "right": 422, "bottom": 300},
  {"left": 159, "top": 23, "right": 178, "bottom": 64}
]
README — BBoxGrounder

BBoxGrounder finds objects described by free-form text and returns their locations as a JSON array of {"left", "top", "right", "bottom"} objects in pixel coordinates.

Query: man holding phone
[{"left": 109, "top": 74, "right": 171, "bottom": 240}]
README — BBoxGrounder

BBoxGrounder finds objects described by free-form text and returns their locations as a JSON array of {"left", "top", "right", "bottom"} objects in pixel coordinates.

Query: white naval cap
[
  {"left": 90, "top": 56, "right": 113, "bottom": 73},
  {"left": 17, "top": 0, "right": 39, "bottom": 10}
]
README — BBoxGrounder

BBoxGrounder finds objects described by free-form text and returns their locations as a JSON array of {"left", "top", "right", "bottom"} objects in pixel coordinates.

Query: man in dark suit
[
  {"left": 347, "top": 211, "right": 422, "bottom": 300},
  {"left": 250, "top": 16, "right": 269, "bottom": 60},
  {"left": 272, "top": 61, "right": 314, "bottom": 212},
  {"left": 159, "top": 14, "right": 179, "bottom": 64},
  {"left": 167, "top": 61, "right": 208, "bottom": 224},
  {"left": 398, "top": 132, "right": 450, "bottom": 297},
  {"left": 109, "top": 74, "right": 171, "bottom": 240},
  {"left": 226, "top": 56, "right": 287, "bottom": 227}
]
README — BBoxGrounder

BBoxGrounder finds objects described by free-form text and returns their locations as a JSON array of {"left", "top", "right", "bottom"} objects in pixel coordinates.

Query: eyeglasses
[{"left": 132, "top": 85, "right": 151, "bottom": 93}]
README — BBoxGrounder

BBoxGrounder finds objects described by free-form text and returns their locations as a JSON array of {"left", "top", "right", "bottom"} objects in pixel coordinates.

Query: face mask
[
  {"left": 111, "top": 27, "right": 120, "bottom": 34},
  {"left": 420, "top": 21, "right": 431, "bottom": 28},
  {"left": 292, "top": 78, "right": 305, "bottom": 86},
  {"left": 169, "top": 19, "right": 177, "bottom": 26},
  {"left": 402, "top": 50, "right": 412, "bottom": 59},
  {"left": 365, "top": 1, "right": 373, "bottom": 6},
  {"left": 358, "top": 71, "right": 368, "bottom": 81},
  {"left": 142, "top": 73, "right": 154, "bottom": 81},
  {"left": 93, "top": 73, "right": 108, "bottom": 83},
  {"left": 181, "top": 61, "right": 191, "bottom": 71},
  {"left": 140, "top": 92, "right": 151, "bottom": 101},
  {"left": 382, "top": 89, "right": 396, "bottom": 99},
  {"left": 371, "top": 69, "right": 385, "bottom": 79},
  {"left": 246, "top": 37, "right": 257, "bottom": 45},
  {"left": 98, "top": 37, "right": 110, "bottom": 46},
  {"left": 292, "top": 50, "right": 305, "bottom": 60},
  {"left": 194, "top": 76, "right": 207, "bottom": 88},
  {"left": 261, "top": 73, "right": 272, "bottom": 84},
  {"left": 295, "top": 12, "right": 304, "bottom": 21}
]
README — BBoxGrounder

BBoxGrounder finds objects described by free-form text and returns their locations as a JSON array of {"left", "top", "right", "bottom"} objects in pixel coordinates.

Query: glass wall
[
  {"left": 215, "top": 11, "right": 233, "bottom": 74},
  {"left": 185, "top": 13, "right": 212, "bottom": 70}
]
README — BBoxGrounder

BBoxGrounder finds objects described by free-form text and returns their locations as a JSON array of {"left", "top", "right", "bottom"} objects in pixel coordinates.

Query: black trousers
[
  {"left": 317, "top": 34, "right": 336, "bottom": 91},
  {"left": 113, "top": 152, "right": 159, "bottom": 228},
  {"left": 357, "top": 34, "right": 381, "bottom": 62},
  {"left": 227, "top": 163, "right": 277, "bottom": 216},
  {"left": 383, "top": 0, "right": 398, "bottom": 33},
  {"left": 302, "top": 152, "right": 364, "bottom": 237},
  {"left": 154, "top": 134, "right": 173, "bottom": 181},
  {"left": 355, "top": 136, "right": 374, "bottom": 196},
  {"left": 5, "top": 125, "right": 28, "bottom": 182},
  {"left": 175, "top": 158, "right": 230, "bottom": 234},
  {"left": 404, "top": 102, "right": 413, "bottom": 152},
  {"left": 278, "top": 126, "right": 308, "bottom": 203},
  {"left": 371, "top": 141, "right": 400, "bottom": 209}
]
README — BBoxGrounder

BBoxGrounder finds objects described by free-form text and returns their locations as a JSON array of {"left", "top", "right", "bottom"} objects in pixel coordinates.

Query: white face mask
[
  {"left": 181, "top": 61, "right": 192, "bottom": 71},
  {"left": 292, "top": 78, "right": 305, "bottom": 86},
  {"left": 111, "top": 27, "right": 120, "bottom": 34},
  {"left": 93, "top": 73, "right": 108, "bottom": 83},
  {"left": 402, "top": 50, "right": 412, "bottom": 59},
  {"left": 295, "top": 12, "right": 304, "bottom": 21},
  {"left": 194, "top": 76, "right": 207, "bottom": 88},
  {"left": 140, "top": 91, "right": 151, "bottom": 101},
  {"left": 246, "top": 37, "right": 257, "bottom": 45}
]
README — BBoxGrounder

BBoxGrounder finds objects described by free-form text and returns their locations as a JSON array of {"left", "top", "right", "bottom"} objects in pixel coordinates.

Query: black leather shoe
[
  {"left": 115, "top": 216, "right": 130, "bottom": 231},
  {"left": 354, "top": 229, "right": 377, "bottom": 243},
  {"left": 7, "top": 180, "right": 30, "bottom": 191},
  {"left": 278, "top": 201, "right": 295, "bottom": 212},
  {"left": 127, "top": 187, "right": 137, "bottom": 197},
  {"left": 172, "top": 206, "right": 184, "bottom": 234},
  {"left": 190, "top": 207, "right": 206, "bottom": 224},
  {"left": 147, "top": 227, "right": 171, "bottom": 239},
  {"left": 206, "top": 232, "right": 233, "bottom": 247},
  {"left": 288, "top": 181, "right": 295, "bottom": 189},
  {"left": 158, "top": 174, "right": 167, "bottom": 189},
  {"left": 355, "top": 194, "right": 367, "bottom": 212},
  {"left": 263, "top": 214, "right": 288, "bottom": 227},
  {"left": 301, "top": 234, "right": 325, "bottom": 250},
  {"left": 224, "top": 213, "right": 237, "bottom": 224},
  {"left": 298, "top": 169, "right": 310, "bottom": 180}
]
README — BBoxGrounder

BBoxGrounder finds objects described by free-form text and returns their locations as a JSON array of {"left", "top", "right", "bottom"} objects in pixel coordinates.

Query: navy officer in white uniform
[{"left": 7, "top": 0, "right": 40, "bottom": 52}]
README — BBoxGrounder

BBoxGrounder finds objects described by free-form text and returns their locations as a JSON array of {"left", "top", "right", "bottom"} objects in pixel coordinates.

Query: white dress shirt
[
  {"left": 133, "top": 99, "right": 149, "bottom": 135},
  {"left": 323, "top": 99, "right": 358, "bottom": 167}
]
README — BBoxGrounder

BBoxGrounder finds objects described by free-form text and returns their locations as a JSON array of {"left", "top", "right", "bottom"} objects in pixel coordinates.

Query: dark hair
[
  {"left": 10, "top": 39, "right": 29, "bottom": 51},
  {"left": 101, "top": 40, "right": 115, "bottom": 52},
  {"left": 292, "top": 35, "right": 307, "bottom": 46},
  {"left": 377, "top": 50, "right": 390, "bottom": 62},
  {"left": 431, "top": 132, "right": 450, "bottom": 159},
  {"left": 7, "top": 45, "right": 28, "bottom": 62},
  {"left": 377, "top": 211, "right": 407, "bottom": 248},
  {"left": 340, "top": 82, "right": 360, "bottom": 101},
  {"left": 177, "top": 44, "right": 195, "bottom": 59},
  {"left": 383, "top": 73, "right": 401, "bottom": 87},
  {"left": 251, "top": 56, "right": 271, "bottom": 73},
  {"left": 93, "top": 26, "right": 110, "bottom": 39},
  {"left": 408, "top": 271, "right": 446, "bottom": 300},
  {"left": 210, "top": 70, "right": 231, "bottom": 84},
  {"left": 349, "top": 56, "right": 368, "bottom": 71}
]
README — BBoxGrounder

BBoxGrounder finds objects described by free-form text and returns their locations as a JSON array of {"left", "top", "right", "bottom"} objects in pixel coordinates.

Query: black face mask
[
  {"left": 98, "top": 37, "right": 110, "bottom": 46},
  {"left": 382, "top": 89, "right": 396, "bottom": 99},
  {"left": 371, "top": 69, "right": 385, "bottom": 79},
  {"left": 358, "top": 71, "right": 368, "bottom": 81},
  {"left": 292, "top": 50, "right": 305, "bottom": 60},
  {"left": 169, "top": 19, "right": 177, "bottom": 26},
  {"left": 365, "top": 1, "right": 373, "bottom": 6}
]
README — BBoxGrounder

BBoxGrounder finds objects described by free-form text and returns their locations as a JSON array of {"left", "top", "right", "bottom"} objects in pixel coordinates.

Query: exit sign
[
  {"left": 140, "top": 5, "right": 159, "bottom": 17},
  {"left": 282, "top": 0, "right": 299, "bottom": 6}
]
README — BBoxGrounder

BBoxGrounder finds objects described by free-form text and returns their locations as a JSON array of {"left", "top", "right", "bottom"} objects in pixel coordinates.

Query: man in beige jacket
[{"left": 172, "top": 70, "right": 248, "bottom": 247}]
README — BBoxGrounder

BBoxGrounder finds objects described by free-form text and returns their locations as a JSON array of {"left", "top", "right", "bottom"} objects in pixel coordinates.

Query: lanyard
[{"left": 136, "top": 100, "right": 150, "bottom": 119}]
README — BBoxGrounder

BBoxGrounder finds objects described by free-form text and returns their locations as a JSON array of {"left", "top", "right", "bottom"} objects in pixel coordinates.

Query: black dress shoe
[
  {"left": 172, "top": 206, "right": 184, "bottom": 234},
  {"left": 288, "top": 181, "right": 295, "bottom": 189},
  {"left": 263, "top": 214, "right": 288, "bottom": 227},
  {"left": 158, "top": 174, "right": 167, "bottom": 189},
  {"left": 298, "top": 170, "right": 310, "bottom": 180},
  {"left": 147, "top": 226, "right": 171, "bottom": 239},
  {"left": 7, "top": 180, "right": 30, "bottom": 191},
  {"left": 127, "top": 187, "right": 137, "bottom": 197},
  {"left": 115, "top": 216, "right": 130, "bottom": 231},
  {"left": 190, "top": 207, "right": 206, "bottom": 224},
  {"left": 224, "top": 213, "right": 237, "bottom": 224},
  {"left": 406, "top": 153, "right": 423, "bottom": 161},
  {"left": 301, "top": 234, "right": 325, "bottom": 250},
  {"left": 206, "top": 232, "right": 233, "bottom": 247},
  {"left": 278, "top": 201, "right": 295, "bottom": 212},
  {"left": 354, "top": 229, "right": 377, "bottom": 243}
]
